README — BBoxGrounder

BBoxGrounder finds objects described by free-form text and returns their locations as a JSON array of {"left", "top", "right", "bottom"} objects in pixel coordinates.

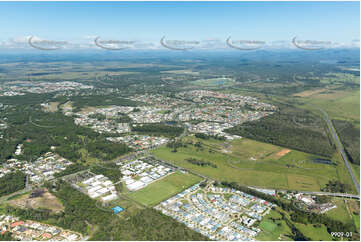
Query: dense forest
[
  {"left": 333, "top": 119, "right": 360, "bottom": 165},
  {"left": 225, "top": 107, "right": 334, "bottom": 158},
  {"left": 0, "top": 171, "right": 26, "bottom": 196},
  {"left": 0, "top": 106, "right": 130, "bottom": 163},
  {"left": 131, "top": 123, "right": 184, "bottom": 137}
]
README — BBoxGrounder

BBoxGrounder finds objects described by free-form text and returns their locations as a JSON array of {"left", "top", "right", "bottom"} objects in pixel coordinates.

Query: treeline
[
  {"left": 321, "top": 180, "right": 350, "bottom": 193},
  {"left": 90, "top": 163, "right": 122, "bottom": 183},
  {"left": 219, "top": 181, "right": 356, "bottom": 237},
  {"left": 131, "top": 123, "right": 184, "bottom": 137},
  {"left": 89, "top": 208, "right": 210, "bottom": 241},
  {"left": 5, "top": 206, "right": 54, "bottom": 224},
  {"left": 88, "top": 113, "right": 106, "bottom": 121},
  {"left": 0, "top": 232, "right": 13, "bottom": 241},
  {"left": 185, "top": 158, "right": 217, "bottom": 168},
  {"left": 0, "top": 171, "right": 26, "bottom": 196},
  {"left": 195, "top": 133, "right": 226, "bottom": 141},
  {"left": 54, "top": 164, "right": 87, "bottom": 178},
  {"left": 166, "top": 140, "right": 186, "bottom": 152},
  {"left": 333, "top": 119, "right": 360, "bottom": 165},
  {"left": 86, "top": 139, "right": 130, "bottom": 160},
  {"left": 225, "top": 107, "right": 334, "bottom": 158},
  {"left": 279, "top": 210, "right": 311, "bottom": 241},
  {"left": 115, "top": 113, "right": 132, "bottom": 123},
  {"left": 0, "top": 93, "right": 54, "bottom": 106}
]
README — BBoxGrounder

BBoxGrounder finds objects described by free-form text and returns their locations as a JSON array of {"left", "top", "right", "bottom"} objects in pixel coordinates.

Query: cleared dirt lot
[{"left": 8, "top": 189, "right": 64, "bottom": 213}]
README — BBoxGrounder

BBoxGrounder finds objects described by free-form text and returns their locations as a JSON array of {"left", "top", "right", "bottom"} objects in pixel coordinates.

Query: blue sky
[{"left": 0, "top": 1, "right": 359, "bottom": 47}]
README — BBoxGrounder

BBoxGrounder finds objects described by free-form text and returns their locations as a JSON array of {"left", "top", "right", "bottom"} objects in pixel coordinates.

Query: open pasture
[{"left": 153, "top": 136, "right": 340, "bottom": 191}]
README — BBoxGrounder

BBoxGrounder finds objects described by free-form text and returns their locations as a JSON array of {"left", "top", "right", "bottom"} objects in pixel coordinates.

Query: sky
[{"left": 0, "top": 1, "right": 359, "bottom": 49}]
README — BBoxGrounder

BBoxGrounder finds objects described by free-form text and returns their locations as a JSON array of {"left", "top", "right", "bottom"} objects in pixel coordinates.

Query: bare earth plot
[{"left": 7, "top": 189, "right": 64, "bottom": 213}]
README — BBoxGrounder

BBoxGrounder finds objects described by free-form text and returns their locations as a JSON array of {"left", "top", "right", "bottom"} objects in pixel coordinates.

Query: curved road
[{"left": 319, "top": 109, "right": 360, "bottom": 195}]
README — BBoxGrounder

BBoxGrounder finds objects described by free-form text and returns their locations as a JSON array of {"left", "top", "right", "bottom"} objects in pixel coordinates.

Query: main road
[{"left": 319, "top": 109, "right": 360, "bottom": 195}]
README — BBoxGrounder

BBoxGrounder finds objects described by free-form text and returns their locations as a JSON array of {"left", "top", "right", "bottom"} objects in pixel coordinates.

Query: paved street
[{"left": 319, "top": 109, "right": 360, "bottom": 195}]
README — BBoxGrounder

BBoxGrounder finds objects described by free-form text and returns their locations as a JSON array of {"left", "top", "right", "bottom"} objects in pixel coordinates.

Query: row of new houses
[
  {"left": 0, "top": 214, "right": 82, "bottom": 241},
  {"left": 0, "top": 152, "right": 72, "bottom": 182},
  {"left": 156, "top": 183, "right": 273, "bottom": 241}
]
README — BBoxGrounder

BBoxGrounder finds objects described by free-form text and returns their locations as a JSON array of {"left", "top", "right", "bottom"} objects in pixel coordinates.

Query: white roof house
[
  {"left": 124, "top": 178, "right": 135, "bottom": 185},
  {"left": 91, "top": 181, "right": 101, "bottom": 187},
  {"left": 83, "top": 178, "right": 95, "bottom": 185},
  {"left": 88, "top": 185, "right": 102, "bottom": 193},
  {"left": 97, "top": 187, "right": 109, "bottom": 195},
  {"left": 101, "top": 193, "right": 118, "bottom": 202},
  {"left": 140, "top": 176, "right": 153, "bottom": 184},
  {"left": 89, "top": 192, "right": 101, "bottom": 199},
  {"left": 95, "top": 174, "right": 104, "bottom": 179},
  {"left": 127, "top": 181, "right": 145, "bottom": 191},
  {"left": 103, "top": 180, "right": 113, "bottom": 187}
]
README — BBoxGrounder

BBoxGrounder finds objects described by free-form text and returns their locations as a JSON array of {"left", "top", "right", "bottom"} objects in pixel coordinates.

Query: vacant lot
[
  {"left": 298, "top": 89, "right": 360, "bottom": 123},
  {"left": 293, "top": 88, "right": 328, "bottom": 97},
  {"left": 230, "top": 138, "right": 283, "bottom": 161},
  {"left": 287, "top": 174, "right": 320, "bottom": 191},
  {"left": 127, "top": 172, "right": 202, "bottom": 207},
  {"left": 42, "top": 102, "right": 59, "bottom": 112},
  {"left": 153, "top": 136, "right": 339, "bottom": 191},
  {"left": 192, "top": 77, "right": 235, "bottom": 87},
  {"left": 295, "top": 223, "right": 332, "bottom": 241},
  {"left": 8, "top": 189, "right": 64, "bottom": 213},
  {"left": 326, "top": 198, "right": 354, "bottom": 226}
]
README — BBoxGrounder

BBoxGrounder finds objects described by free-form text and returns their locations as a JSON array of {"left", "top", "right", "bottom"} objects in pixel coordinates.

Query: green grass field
[
  {"left": 297, "top": 89, "right": 360, "bottom": 124},
  {"left": 294, "top": 223, "right": 333, "bottom": 241},
  {"left": 351, "top": 164, "right": 360, "bottom": 182},
  {"left": 326, "top": 198, "right": 353, "bottom": 225},
  {"left": 353, "top": 214, "right": 360, "bottom": 231},
  {"left": 192, "top": 77, "right": 235, "bottom": 87},
  {"left": 153, "top": 137, "right": 340, "bottom": 191},
  {"left": 127, "top": 171, "right": 202, "bottom": 207},
  {"left": 332, "top": 152, "right": 358, "bottom": 194},
  {"left": 256, "top": 209, "right": 293, "bottom": 241}
]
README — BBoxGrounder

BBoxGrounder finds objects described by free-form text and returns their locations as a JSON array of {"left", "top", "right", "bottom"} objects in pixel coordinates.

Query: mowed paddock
[
  {"left": 7, "top": 189, "right": 64, "bottom": 213},
  {"left": 153, "top": 137, "right": 339, "bottom": 191},
  {"left": 127, "top": 171, "right": 202, "bottom": 207}
]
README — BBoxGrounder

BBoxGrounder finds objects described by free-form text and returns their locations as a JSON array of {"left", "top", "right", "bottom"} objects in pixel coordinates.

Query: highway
[
  {"left": 319, "top": 109, "right": 360, "bottom": 195},
  {"left": 275, "top": 189, "right": 359, "bottom": 200}
]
